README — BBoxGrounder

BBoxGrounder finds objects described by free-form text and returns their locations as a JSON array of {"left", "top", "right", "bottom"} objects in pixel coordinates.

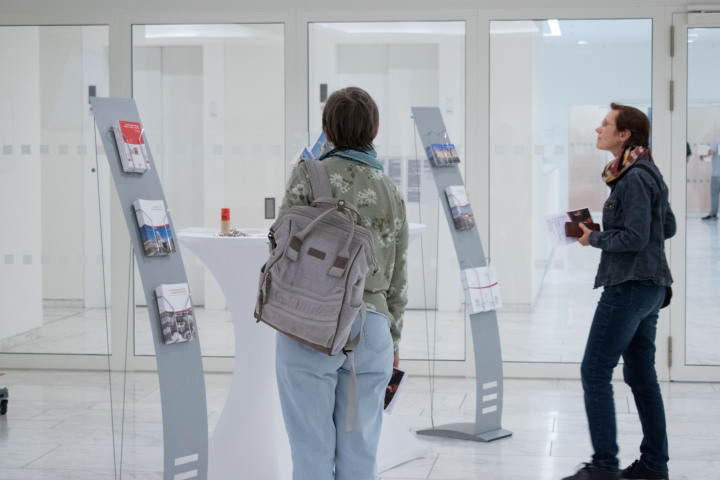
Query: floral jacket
[{"left": 280, "top": 156, "right": 409, "bottom": 355}]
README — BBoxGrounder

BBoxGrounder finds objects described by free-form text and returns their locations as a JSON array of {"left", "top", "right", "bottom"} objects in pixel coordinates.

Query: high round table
[{"left": 178, "top": 225, "right": 426, "bottom": 479}]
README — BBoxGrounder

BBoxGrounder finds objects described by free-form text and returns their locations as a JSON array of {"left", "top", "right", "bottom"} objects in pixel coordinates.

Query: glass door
[
  {"left": 489, "top": 18, "right": 653, "bottom": 365},
  {"left": 671, "top": 11, "right": 720, "bottom": 381}
]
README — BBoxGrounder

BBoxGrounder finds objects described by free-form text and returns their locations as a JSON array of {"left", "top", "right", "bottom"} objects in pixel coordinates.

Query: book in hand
[
  {"left": 564, "top": 207, "right": 600, "bottom": 237},
  {"left": 113, "top": 120, "right": 150, "bottom": 173},
  {"left": 425, "top": 143, "right": 460, "bottom": 167},
  {"left": 445, "top": 185, "right": 476, "bottom": 231},
  {"left": 461, "top": 265, "right": 502, "bottom": 314},
  {"left": 384, "top": 367, "right": 406, "bottom": 413},
  {"left": 155, "top": 283, "right": 197, "bottom": 344},
  {"left": 133, "top": 199, "right": 176, "bottom": 256}
]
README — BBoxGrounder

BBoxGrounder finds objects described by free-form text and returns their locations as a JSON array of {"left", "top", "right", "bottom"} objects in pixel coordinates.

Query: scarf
[
  {"left": 601, "top": 145, "right": 650, "bottom": 184},
  {"left": 318, "top": 148, "right": 384, "bottom": 171}
]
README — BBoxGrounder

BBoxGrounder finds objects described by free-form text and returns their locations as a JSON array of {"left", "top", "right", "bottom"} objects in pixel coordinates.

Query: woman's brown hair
[
  {"left": 322, "top": 87, "right": 379, "bottom": 151},
  {"left": 610, "top": 102, "right": 650, "bottom": 149}
]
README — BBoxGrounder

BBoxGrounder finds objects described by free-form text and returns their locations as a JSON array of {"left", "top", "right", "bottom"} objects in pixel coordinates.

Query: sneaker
[
  {"left": 563, "top": 463, "right": 620, "bottom": 480},
  {"left": 621, "top": 459, "right": 669, "bottom": 480},
  {"left": 701, "top": 214, "right": 717, "bottom": 220}
]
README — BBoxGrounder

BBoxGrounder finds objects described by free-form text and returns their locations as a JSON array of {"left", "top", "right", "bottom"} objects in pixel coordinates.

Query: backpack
[{"left": 254, "top": 160, "right": 377, "bottom": 356}]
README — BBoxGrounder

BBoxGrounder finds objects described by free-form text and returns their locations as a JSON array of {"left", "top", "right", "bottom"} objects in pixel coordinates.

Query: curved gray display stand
[
  {"left": 412, "top": 106, "right": 512, "bottom": 442},
  {"left": 91, "top": 97, "right": 209, "bottom": 479}
]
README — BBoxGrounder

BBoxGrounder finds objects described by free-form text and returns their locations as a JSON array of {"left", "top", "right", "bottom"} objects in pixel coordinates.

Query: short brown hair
[
  {"left": 322, "top": 87, "right": 379, "bottom": 151},
  {"left": 610, "top": 102, "right": 650, "bottom": 149}
]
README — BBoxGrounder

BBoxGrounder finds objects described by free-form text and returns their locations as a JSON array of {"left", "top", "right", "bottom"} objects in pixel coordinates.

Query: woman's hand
[{"left": 578, "top": 223, "right": 592, "bottom": 246}]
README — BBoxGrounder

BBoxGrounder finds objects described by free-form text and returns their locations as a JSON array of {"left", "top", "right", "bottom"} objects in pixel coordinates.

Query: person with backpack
[
  {"left": 563, "top": 103, "right": 675, "bottom": 480},
  {"left": 275, "top": 86, "right": 408, "bottom": 480}
]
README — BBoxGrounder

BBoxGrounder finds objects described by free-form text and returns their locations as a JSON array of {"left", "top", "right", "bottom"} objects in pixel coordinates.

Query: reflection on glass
[
  {"left": 0, "top": 26, "right": 111, "bottom": 355},
  {"left": 309, "top": 21, "right": 466, "bottom": 361},
  {"left": 686, "top": 27, "right": 720, "bottom": 365},
  {"left": 490, "top": 19, "right": 652, "bottom": 363},
  {"left": 131, "top": 24, "right": 285, "bottom": 357}
]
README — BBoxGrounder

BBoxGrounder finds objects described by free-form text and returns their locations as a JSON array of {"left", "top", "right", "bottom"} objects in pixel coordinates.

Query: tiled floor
[{"left": 1, "top": 369, "right": 718, "bottom": 479}]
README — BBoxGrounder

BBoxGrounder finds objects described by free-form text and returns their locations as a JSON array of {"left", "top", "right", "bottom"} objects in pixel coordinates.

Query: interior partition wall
[{"left": 2, "top": 4, "right": 709, "bottom": 382}]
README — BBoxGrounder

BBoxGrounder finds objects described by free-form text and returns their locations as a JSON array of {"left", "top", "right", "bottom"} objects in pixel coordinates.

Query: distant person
[
  {"left": 563, "top": 103, "right": 675, "bottom": 480},
  {"left": 275, "top": 86, "right": 409, "bottom": 480},
  {"left": 686, "top": 142, "right": 691, "bottom": 163},
  {"left": 699, "top": 138, "right": 719, "bottom": 220}
]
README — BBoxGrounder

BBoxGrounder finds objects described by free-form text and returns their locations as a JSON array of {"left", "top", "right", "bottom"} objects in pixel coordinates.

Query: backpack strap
[{"left": 305, "top": 159, "right": 333, "bottom": 199}]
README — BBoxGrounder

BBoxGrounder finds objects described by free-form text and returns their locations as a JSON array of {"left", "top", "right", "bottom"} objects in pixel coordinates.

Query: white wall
[{"left": 0, "top": 27, "right": 43, "bottom": 339}]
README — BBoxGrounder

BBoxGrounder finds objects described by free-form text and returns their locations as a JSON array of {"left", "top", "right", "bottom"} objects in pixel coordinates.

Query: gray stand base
[{"left": 417, "top": 424, "right": 512, "bottom": 442}]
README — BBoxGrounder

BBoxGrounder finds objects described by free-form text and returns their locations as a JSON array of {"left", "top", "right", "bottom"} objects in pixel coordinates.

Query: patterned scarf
[{"left": 601, "top": 145, "right": 650, "bottom": 184}]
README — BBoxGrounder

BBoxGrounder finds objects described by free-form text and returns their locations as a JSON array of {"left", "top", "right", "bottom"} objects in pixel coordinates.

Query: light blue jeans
[
  {"left": 276, "top": 310, "right": 393, "bottom": 480},
  {"left": 710, "top": 175, "right": 720, "bottom": 216}
]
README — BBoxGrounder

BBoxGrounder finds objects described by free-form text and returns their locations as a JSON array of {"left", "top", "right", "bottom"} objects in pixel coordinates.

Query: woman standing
[
  {"left": 563, "top": 103, "right": 675, "bottom": 480},
  {"left": 276, "top": 87, "right": 408, "bottom": 480}
]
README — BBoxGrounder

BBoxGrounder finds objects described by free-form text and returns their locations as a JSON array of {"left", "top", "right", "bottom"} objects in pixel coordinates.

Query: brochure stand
[
  {"left": 411, "top": 107, "right": 511, "bottom": 442},
  {"left": 91, "top": 98, "right": 208, "bottom": 479}
]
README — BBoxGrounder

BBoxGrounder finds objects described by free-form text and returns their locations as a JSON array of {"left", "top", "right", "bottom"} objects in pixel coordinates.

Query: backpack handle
[{"left": 284, "top": 200, "right": 357, "bottom": 278}]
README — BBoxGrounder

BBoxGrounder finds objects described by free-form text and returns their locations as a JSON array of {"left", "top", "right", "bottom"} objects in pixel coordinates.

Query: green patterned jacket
[{"left": 280, "top": 156, "right": 409, "bottom": 355}]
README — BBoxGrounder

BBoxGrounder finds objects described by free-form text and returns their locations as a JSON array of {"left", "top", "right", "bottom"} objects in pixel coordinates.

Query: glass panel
[
  {"left": 0, "top": 25, "right": 111, "bottom": 355},
  {"left": 490, "top": 19, "right": 652, "bottom": 363},
  {"left": 309, "top": 21, "right": 467, "bottom": 361},
  {"left": 686, "top": 27, "right": 720, "bottom": 366},
  {"left": 131, "top": 24, "right": 285, "bottom": 357}
]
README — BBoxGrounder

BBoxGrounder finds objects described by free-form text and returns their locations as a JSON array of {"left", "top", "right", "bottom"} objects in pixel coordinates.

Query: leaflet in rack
[
  {"left": 113, "top": 120, "right": 150, "bottom": 173},
  {"left": 133, "top": 199, "right": 176, "bottom": 256},
  {"left": 426, "top": 143, "right": 460, "bottom": 167},
  {"left": 461, "top": 266, "right": 502, "bottom": 314},
  {"left": 445, "top": 185, "right": 476, "bottom": 231},
  {"left": 155, "top": 283, "right": 197, "bottom": 344}
]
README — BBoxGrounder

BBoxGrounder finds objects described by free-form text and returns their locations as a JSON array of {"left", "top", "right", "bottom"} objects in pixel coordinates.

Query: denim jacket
[{"left": 588, "top": 155, "right": 676, "bottom": 288}]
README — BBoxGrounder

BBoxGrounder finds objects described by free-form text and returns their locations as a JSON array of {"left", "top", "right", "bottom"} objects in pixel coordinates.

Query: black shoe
[
  {"left": 701, "top": 214, "right": 717, "bottom": 220},
  {"left": 620, "top": 459, "right": 669, "bottom": 480},
  {"left": 563, "top": 463, "right": 620, "bottom": 480}
]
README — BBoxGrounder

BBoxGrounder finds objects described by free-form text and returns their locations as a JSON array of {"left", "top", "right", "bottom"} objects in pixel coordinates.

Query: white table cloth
[{"left": 178, "top": 225, "right": 426, "bottom": 479}]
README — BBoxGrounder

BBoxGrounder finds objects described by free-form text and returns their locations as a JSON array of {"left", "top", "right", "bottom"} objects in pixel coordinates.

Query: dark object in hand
[{"left": 565, "top": 222, "right": 600, "bottom": 237}]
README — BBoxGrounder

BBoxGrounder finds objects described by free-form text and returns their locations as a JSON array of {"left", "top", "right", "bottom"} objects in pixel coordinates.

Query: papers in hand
[{"left": 546, "top": 207, "right": 599, "bottom": 247}]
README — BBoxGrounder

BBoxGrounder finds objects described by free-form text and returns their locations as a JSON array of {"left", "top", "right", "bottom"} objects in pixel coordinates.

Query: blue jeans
[
  {"left": 276, "top": 311, "right": 393, "bottom": 480},
  {"left": 581, "top": 280, "right": 669, "bottom": 472},
  {"left": 710, "top": 175, "right": 720, "bottom": 216}
]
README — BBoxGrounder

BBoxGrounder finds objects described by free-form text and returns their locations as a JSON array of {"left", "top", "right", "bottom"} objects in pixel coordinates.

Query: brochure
[
  {"left": 133, "top": 199, "right": 176, "bottom": 256},
  {"left": 461, "top": 266, "right": 502, "bottom": 314},
  {"left": 155, "top": 283, "right": 197, "bottom": 344},
  {"left": 384, "top": 367, "right": 407, "bottom": 413},
  {"left": 113, "top": 120, "right": 150, "bottom": 173},
  {"left": 426, "top": 143, "right": 460, "bottom": 167},
  {"left": 546, "top": 207, "right": 600, "bottom": 247},
  {"left": 445, "top": 185, "right": 476, "bottom": 231}
]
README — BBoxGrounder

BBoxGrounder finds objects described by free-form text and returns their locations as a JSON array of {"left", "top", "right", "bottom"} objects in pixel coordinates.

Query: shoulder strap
[
  {"left": 304, "top": 160, "right": 333, "bottom": 199},
  {"left": 632, "top": 163, "right": 669, "bottom": 241},
  {"left": 632, "top": 163, "right": 663, "bottom": 190}
]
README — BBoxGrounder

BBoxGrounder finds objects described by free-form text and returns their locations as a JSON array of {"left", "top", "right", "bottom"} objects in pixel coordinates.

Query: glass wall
[
  {"left": 685, "top": 26, "right": 720, "bottom": 366},
  {"left": 489, "top": 19, "right": 652, "bottom": 363},
  {"left": 0, "top": 25, "right": 111, "bottom": 355},
  {"left": 309, "top": 21, "right": 467, "bottom": 361},
  {"left": 131, "top": 24, "right": 285, "bottom": 357}
]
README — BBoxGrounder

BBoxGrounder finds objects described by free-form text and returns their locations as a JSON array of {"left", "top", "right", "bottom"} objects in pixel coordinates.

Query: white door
[{"left": 670, "top": 11, "right": 720, "bottom": 381}]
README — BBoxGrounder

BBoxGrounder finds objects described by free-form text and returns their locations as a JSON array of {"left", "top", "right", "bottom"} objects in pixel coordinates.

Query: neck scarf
[
  {"left": 601, "top": 145, "right": 650, "bottom": 184},
  {"left": 318, "top": 148, "right": 384, "bottom": 171}
]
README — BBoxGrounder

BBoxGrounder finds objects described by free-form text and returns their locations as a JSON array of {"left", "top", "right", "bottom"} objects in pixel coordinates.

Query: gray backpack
[{"left": 254, "top": 160, "right": 376, "bottom": 356}]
